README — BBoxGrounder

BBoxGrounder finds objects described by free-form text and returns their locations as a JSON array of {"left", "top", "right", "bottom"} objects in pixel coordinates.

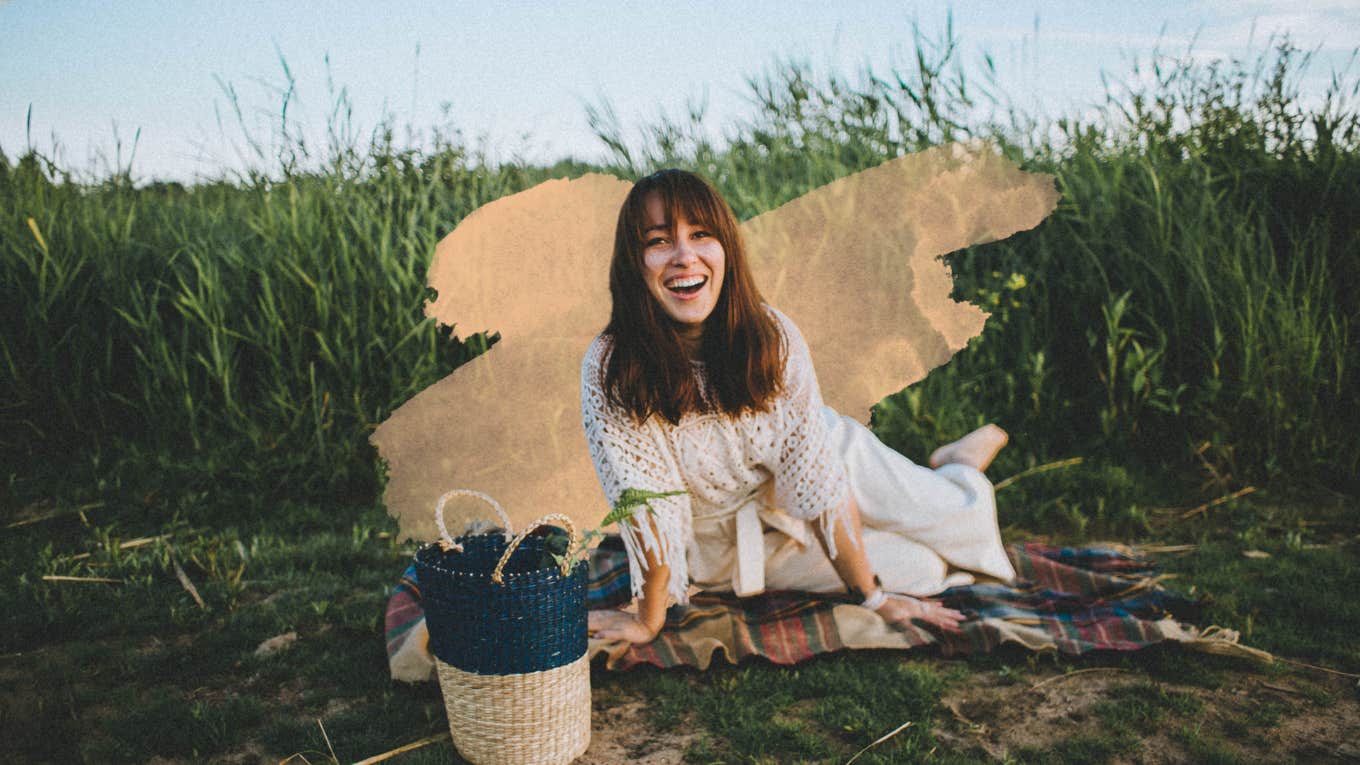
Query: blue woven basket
[
  {"left": 415, "top": 490, "right": 593, "bottom": 764},
  {"left": 416, "top": 531, "right": 587, "bottom": 674},
  {"left": 413, "top": 491, "right": 588, "bottom": 675}
]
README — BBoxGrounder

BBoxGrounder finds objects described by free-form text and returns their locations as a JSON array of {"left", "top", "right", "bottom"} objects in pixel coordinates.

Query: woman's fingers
[
  {"left": 587, "top": 610, "right": 605, "bottom": 633},
  {"left": 919, "top": 598, "right": 964, "bottom": 616},
  {"left": 921, "top": 600, "right": 965, "bottom": 632},
  {"left": 587, "top": 609, "right": 657, "bottom": 643},
  {"left": 587, "top": 609, "right": 625, "bottom": 635},
  {"left": 881, "top": 596, "right": 966, "bottom": 633}
]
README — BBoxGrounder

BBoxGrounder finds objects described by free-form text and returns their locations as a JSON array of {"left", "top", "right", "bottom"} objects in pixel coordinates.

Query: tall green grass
[
  {"left": 2, "top": 34, "right": 1356, "bottom": 521},
  {"left": 1, "top": 122, "right": 588, "bottom": 509},
  {"left": 590, "top": 34, "right": 1359, "bottom": 492}
]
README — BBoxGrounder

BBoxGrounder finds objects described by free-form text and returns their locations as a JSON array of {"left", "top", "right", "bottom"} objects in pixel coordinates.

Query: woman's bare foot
[{"left": 928, "top": 424, "right": 1009, "bottom": 472}]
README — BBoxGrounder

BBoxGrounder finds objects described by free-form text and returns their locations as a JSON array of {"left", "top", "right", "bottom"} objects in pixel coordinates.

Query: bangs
[
  {"left": 604, "top": 167, "right": 783, "bottom": 424},
  {"left": 628, "top": 171, "right": 727, "bottom": 244}
]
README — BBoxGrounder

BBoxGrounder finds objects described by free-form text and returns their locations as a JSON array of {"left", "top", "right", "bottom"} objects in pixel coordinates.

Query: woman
[{"left": 584, "top": 169, "right": 1015, "bottom": 645}]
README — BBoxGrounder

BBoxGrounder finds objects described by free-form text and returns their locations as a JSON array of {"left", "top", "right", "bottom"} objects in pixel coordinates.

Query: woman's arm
[
  {"left": 813, "top": 494, "right": 965, "bottom": 633},
  {"left": 766, "top": 309, "right": 963, "bottom": 632},
  {"left": 588, "top": 522, "right": 670, "bottom": 643},
  {"left": 581, "top": 337, "right": 691, "bottom": 642}
]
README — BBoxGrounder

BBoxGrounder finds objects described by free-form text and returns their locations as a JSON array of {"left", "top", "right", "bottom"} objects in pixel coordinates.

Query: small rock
[
  {"left": 255, "top": 631, "right": 299, "bottom": 657},
  {"left": 1242, "top": 550, "right": 1271, "bottom": 559}
]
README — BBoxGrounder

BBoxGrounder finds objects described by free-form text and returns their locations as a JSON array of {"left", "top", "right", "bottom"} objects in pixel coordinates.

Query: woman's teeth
[{"left": 666, "top": 276, "right": 707, "bottom": 294}]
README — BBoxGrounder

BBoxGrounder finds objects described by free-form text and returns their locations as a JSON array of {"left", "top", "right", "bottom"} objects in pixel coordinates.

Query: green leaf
[{"left": 601, "top": 488, "right": 687, "bottom": 527}]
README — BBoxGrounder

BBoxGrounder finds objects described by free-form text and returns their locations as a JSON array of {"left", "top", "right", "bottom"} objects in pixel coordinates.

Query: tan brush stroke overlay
[
  {"left": 373, "top": 175, "right": 629, "bottom": 542},
  {"left": 372, "top": 145, "right": 1058, "bottom": 541},
  {"left": 370, "top": 336, "right": 596, "bottom": 542},
  {"left": 747, "top": 142, "right": 1060, "bottom": 421},
  {"left": 423, "top": 174, "right": 632, "bottom": 337}
]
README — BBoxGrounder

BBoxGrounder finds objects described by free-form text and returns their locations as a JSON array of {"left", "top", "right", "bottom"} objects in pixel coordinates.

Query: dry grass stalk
[
  {"left": 1180, "top": 486, "right": 1257, "bottom": 519},
  {"left": 164, "top": 543, "right": 208, "bottom": 610},
  {"left": 1110, "top": 572, "right": 1179, "bottom": 598},
  {"left": 4, "top": 501, "right": 105, "bottom": 529},
  {"left": 352, "top": 733, "right": 450, "bottom": 764},
  {"left": 40, "top": 575, "right": 123, "bottom": 584},
  {"left": 1194, "top": 440, "right": 1234, "bottom": 494},
  {"left": 68, "top": 534, "right": 172, "bottom": 561},
  {"left": 1030, "top": 667, "right": 1131, "bottom": 691},
  {"left": 994, "top": 457, "right": 1085, "bottom": 491},
  {"left": 1258, "top": 681, "right": 1304, "bottom": 695},
  {"left": 845, "top": 720, "right": 914, "bottom": 764},
  {"left": 1135, "top": 543, "right": 1196, "bottom": 553},
  {"left": 1274, "top": 657, "right": 1360, "bottom": 680},
  {"left": 317, "top": 718, "right": 338, "bottom": 764}
]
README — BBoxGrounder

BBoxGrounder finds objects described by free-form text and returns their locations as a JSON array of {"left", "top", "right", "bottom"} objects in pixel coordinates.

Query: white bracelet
[{"left": 861, "top": 587, "right": 888, "bottom": 611}]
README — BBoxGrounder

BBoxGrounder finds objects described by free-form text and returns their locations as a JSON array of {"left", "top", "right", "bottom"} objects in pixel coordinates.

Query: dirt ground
[
  {"left": 576, "top": 662, "right": 1360, "bottom": 764},
  {"left": 578, "top": 696, "right": 704, "bottom": 765},
  {"left": 933, "top": 665, "right": 1360, "bottom": 764},
  {"left": 6, "top": 644, "right": 1357, "bottom": 763}
]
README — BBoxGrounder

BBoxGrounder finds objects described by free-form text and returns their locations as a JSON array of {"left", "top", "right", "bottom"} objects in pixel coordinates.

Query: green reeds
[
  {"left": 2, "top": 116, "right": 540, "bottom": 507},
  {"left": 2, "top": 34, "right": 1356, "bottom": 517}
]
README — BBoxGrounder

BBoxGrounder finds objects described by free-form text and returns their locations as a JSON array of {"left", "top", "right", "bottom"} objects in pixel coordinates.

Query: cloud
[
  {"left": 1197, "top": 2, "right": 1360, "bottom": 51},
  {"left": 973, "top": 27, "right": 1198, "bottom": 51}
]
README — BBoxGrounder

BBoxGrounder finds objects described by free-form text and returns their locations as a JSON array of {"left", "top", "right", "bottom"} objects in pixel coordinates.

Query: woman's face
[{"left": 640, "top": 191, "right": 726, "bottom": 335}]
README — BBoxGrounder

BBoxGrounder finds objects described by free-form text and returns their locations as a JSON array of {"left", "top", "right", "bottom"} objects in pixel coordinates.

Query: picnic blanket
[{"left": 386, "top": 537, "right": 1251, "bottom": 681}]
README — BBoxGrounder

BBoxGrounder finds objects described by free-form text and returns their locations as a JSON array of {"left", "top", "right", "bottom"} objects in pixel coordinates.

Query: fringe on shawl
[
  {"left": 813, "top": 482, "right": 859, "bottom": 564},
  {"left": 616, "top": 494, "right": 692, "bottom": 607}
]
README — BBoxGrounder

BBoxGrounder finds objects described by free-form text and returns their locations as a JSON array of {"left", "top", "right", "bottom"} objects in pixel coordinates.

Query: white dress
[{"left": 580, "top": 306, "right": 1015, "bottom": 608}]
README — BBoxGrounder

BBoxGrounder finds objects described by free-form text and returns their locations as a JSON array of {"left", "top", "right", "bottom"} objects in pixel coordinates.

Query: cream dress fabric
[{"left": 580, "top": 306, "right": 1015, "bottom": 608}]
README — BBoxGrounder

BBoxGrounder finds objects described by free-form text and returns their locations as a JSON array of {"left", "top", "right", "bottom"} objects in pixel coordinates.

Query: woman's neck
[{"left": 676, "top": 324, "right": 704, "bottom": 361}]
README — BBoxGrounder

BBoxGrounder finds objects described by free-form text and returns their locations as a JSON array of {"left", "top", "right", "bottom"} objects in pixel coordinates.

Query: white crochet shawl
[{"left": 580, "top": 306, "right": 851, "bottom": 606}]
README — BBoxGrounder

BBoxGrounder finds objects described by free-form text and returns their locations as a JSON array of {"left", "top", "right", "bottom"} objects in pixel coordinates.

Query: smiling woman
[
  {"left": 602, "top": 169, "right": 784, "bottom": 426},
  {"left": 640, "top": 191, "right": 726, "bottom": 333},
  {"left": 582, "top": 168, "right": 1015, "bottom": 645}
]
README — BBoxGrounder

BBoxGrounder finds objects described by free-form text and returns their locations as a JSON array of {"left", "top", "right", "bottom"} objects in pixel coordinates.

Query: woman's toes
[
  {"left": 932, "top": 424, "right": 1009, "bottom": 471},
  {"left": 928, "top": 443, "right": 953, "bottom": 469},
  {"left": 982, "top": 423, "right": 1009, "bottom": 449},
  {"left": 966, "top": 425, "right": 1008, "bottom": 471}
]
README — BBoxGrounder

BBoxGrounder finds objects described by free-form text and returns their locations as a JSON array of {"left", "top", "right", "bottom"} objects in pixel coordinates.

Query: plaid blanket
[{"left": 386, "top": 538, "right": 1207, "bottom": 678}]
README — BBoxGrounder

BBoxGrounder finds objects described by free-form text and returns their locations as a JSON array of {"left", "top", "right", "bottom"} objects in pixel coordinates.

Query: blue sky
[{"left": 2, "top": 0, "right": 1357, "bottom": 183}]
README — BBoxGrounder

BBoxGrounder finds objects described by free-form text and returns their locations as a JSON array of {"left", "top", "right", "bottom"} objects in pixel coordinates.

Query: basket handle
[
  {"left": 491, "top": 513, "right": 579, "bottom": 583},
  {"left": 434, "top": 489, "right": 514, "bottom": 553}
]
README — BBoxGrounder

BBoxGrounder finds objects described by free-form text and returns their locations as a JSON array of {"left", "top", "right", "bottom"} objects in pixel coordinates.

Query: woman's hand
[
  {"left": 588, "top": 609, "right": 660, "bottom": 644},
  {"left": 874, "top": 595, "right": 966, "bottom": 633}
]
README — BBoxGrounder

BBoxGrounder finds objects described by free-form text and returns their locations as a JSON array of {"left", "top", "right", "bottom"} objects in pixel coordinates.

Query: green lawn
[{"left": 2, "top": 471, "right": 1354, "bottom": 764}]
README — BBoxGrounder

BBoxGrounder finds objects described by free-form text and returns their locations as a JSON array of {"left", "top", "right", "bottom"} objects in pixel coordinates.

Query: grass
[
  {"left": 2, "top": 25, "right": 1358, "bottom": 765},
  {"left": 4, "top": 33, "right": 1359, "bottom": 518},
  {"left": 1, "top": 483, "right": 1353, "bottom": 763}
]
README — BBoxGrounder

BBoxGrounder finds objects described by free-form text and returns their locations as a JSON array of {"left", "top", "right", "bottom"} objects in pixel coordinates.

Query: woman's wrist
[
  {"left": 639, "top": 610, "right": 665, "bottom": 635},
  {"left": 848, "top": 574, "right": 883, "bottom": 603},
  {"left": 636, "top": 593, "right": 668, "bottom": 636},
  {"left": 861, "top": 587, "right": 889, "bottom": 611}
]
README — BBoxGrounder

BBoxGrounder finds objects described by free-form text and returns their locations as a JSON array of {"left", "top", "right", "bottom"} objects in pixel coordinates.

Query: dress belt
[{"left": 691, "top": 484, "right": 812, "bottom": 597}]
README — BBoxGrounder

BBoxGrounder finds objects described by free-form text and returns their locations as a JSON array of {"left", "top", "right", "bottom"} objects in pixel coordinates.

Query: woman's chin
[{"left": 661, "top": 300, "right": 715, "bottom": 328}]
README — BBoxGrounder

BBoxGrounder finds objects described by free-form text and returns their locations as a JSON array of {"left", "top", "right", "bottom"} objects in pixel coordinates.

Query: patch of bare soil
[
  {"left": 577, "top": 694, "right": 703, "bottom": 765},
  {"left": 1257, "top": 680, "right": 1360, "bottom": 763},
  {"left": 934, "top": 665, "right": 1360, "bottom": 764}
]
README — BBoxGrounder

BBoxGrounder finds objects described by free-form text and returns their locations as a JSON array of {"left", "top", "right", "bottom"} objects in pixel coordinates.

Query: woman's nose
[{"left": 671, "top": 239, "right": 698, "bottom": 263}]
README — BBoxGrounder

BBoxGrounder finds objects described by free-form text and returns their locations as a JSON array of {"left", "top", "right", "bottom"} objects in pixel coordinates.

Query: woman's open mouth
[{"left": 664, "top": 275, "right": 708, "bottom": 298}]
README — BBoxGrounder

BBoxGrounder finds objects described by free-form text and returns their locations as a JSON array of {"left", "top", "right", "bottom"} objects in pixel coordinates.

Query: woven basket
[{"left": 414, "top": 490, "right": 590, "bottom": 765}]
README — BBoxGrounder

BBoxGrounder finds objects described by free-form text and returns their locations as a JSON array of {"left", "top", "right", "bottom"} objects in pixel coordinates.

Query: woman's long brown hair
[{"left": 601, "top": 169, "right": 785, "bottom": 425}]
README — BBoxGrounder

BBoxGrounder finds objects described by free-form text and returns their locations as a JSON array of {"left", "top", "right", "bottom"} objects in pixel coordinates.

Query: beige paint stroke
[
  {"left": 746, "top": 141, "right": 1060, "bottom": 421},
  {"left": 371, "top": 143, "right": 1059, "bottom": 541}
]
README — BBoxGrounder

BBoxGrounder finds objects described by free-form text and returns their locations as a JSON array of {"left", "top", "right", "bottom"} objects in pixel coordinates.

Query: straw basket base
[{"left": 436, "top": 653, "right": 591, "bottom": 765}]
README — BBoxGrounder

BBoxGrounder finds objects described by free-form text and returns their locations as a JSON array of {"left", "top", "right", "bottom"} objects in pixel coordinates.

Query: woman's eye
[
  {"left": 644, "top": 237, "right": 667, "bottom": 247},
  {"left": 693, "top": 230, "right": 711, "bottom": 239}
]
